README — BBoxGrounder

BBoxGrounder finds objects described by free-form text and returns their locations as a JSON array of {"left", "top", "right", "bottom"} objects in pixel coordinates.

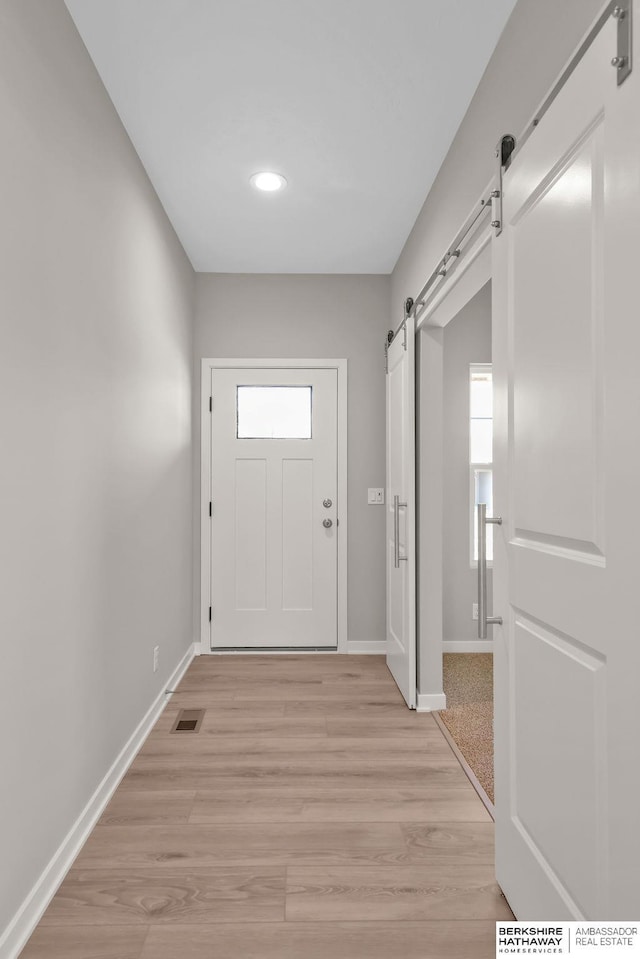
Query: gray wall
[
  {"left": 443, "top": 284, "right": 492, "bottom": 644},
  {"left": 394, "top": 0, "right": 603, "bottom": 695},
  {"left": 0, "top": 0, "right": 194, "bottom": 942},
  {"left": 194, "top": 274, "right": 390, "bottom": 647}
]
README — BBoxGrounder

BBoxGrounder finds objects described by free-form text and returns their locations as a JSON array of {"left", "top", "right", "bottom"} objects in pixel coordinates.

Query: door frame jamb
[{"left": 415, "top": 224, "right": 492, "bottom": 709}]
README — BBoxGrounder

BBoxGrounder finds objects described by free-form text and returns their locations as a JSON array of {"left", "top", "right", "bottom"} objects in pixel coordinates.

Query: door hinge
[
  {"left": 209, "top": 501, "right": 212, "bottom": 517},
  {"left": 209, "top": 606, "right": 212, "bottom": 622},
  {"left": 209, "top": 396, "right": 212, "bottom": 412},
  {"left": 612, "top": 2, "right": 632, "bottom": 85}
]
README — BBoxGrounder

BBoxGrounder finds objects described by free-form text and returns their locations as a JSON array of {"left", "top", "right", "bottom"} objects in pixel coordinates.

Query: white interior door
[
  {"left": 386, "top": 318, "right": 416, "bottom": 708},
  {"left": 492, "top": 9, "right": 640, "bottom": 919},
  {"left": 209, "top": 367, "right": 338, "bottom": 649}
]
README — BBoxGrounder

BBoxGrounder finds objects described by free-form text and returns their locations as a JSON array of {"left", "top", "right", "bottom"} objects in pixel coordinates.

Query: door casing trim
[{"left": 200, "top": 357, "right": 348, "bottom": 653}]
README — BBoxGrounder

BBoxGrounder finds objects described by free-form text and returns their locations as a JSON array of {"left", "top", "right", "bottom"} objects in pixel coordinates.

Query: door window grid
[
  {"left": 236, "top": 386, "right": 312, "bottom": 439},
  {"left": 470, "top": 364, "right": 493, "bottom": 564}
]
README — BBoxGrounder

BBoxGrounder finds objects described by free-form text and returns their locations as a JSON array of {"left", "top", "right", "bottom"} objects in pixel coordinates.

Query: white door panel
[
  {"left": 210, "top": 367, "right": 338, "bottom": 649},
  {"left": 281, "top": 459, "right": 314, "bottom": 610},
  {"left": 493, "top": 8, "right": 640, "bottom": 919},
  {"left": 234, "top": 458, "right": 267, "bottom": 610},
  {"left": 386, "top": 319, "right": 416, "bottom": 708}
]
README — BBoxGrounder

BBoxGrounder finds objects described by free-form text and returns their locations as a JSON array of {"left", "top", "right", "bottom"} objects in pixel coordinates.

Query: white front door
[
  {"left": 386, "top": 318, "right": 416, "bottom": 708},
  {"left": 492, "top": 9, "right": 640, "bottom": 918},
  {"left": 209, "top": 367, "right": 338, "bottom": 649}
]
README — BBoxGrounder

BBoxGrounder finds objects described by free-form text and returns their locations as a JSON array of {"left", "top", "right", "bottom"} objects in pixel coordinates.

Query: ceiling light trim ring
[{"left": 250, "top": 171, "right": 287, "bottom": 192}]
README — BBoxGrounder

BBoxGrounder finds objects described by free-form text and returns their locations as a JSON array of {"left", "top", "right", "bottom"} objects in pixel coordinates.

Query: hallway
[{"left": 21, "top": 655, "right": 511, "bottom": 958}]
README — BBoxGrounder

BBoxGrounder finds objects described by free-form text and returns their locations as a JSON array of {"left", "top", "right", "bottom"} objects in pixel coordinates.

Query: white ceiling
[{"left": 64, "top": 0, "right": 517, "bottom": 274}]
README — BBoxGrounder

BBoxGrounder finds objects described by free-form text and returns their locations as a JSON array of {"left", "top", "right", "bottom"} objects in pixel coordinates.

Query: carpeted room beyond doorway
[{"left": 439, "top": 653, "right": 494, "bottom": 805}]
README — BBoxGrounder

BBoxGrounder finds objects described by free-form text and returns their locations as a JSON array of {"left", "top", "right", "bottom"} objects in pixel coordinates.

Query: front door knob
[{"left": 323, "top": 518, "right": 333, "bottom": 529}]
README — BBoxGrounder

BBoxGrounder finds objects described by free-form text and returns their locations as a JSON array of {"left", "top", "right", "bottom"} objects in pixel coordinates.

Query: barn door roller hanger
[
  {"left": 490, "top": 134, "right": 516, "bottom": 237},
  {"left": 612, "top": 2, "right": 632, "bottom": 85}
]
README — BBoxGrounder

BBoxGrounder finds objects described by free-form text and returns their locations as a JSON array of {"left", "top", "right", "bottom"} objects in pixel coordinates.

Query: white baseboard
[
  {"left": 443, "top": 640, "right": 493, "bottom": 653},
  {"left": 0, "top": 642, "right": 196, "bottom": 959},
  {"left": 416, "top": 691, "right": 447, "bottom": 712},
  {"left": 347, "top": 641, "right": 386, "bottom": 654}
]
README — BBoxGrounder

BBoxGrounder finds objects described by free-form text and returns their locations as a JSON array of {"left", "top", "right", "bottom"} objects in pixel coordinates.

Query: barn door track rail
[{"left": 386, "top": 0, "right": 632, "bottom": 360}]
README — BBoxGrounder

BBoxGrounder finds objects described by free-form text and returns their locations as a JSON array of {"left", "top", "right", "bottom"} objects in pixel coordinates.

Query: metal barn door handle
[
  {"left": 477, "top": 502, "right": 503, "bottom": 638},
  {"left": 393, "top": 494, "right": 408, "bottom": 568}
]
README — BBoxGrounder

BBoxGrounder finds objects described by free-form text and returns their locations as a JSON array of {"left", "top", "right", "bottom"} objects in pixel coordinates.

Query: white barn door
[
  {"left": 386, "top": 318, "right": 416, "bottom": 708},
  {"left": 209, "top": 366, "right": 338, "bottom": 649},
  {"left": 492, "top": 9, "right": 640, "bottom": 918}
]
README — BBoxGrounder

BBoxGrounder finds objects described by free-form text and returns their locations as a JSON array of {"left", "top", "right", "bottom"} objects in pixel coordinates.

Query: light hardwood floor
[{"left": 20, "top": 654, "right": 512, "bottom": 958}]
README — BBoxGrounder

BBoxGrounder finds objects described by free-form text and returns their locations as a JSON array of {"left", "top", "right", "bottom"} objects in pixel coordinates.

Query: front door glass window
[{"left": 237, "top": 386, "right": 312, "bottom": 439}]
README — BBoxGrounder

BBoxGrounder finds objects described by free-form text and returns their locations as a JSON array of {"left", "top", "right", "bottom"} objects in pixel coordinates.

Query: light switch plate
[{"left": 368, "top": 488, "right": 384, "bottom": 505}]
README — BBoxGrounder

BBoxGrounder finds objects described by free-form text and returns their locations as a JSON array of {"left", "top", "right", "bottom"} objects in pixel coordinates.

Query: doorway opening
[{"left": 422, "top": 281, "right": 495, "bottom": 810}]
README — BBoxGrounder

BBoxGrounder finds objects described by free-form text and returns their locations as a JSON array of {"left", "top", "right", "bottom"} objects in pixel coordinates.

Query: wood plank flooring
[{"left": 20, "top": 654, "right": 512, "bottom": 958}]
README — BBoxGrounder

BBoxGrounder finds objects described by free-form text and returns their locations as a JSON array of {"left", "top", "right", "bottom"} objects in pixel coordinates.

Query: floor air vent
[{"left": 171, "top": 708, "right": 205, "bottom": 734}]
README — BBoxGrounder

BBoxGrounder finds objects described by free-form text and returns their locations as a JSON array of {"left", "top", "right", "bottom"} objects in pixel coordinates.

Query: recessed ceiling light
[{"left": 250, "top": 171, "right": 287, "bottom": 192}]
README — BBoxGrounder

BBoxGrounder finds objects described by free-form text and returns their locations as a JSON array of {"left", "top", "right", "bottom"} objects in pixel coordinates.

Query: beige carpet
[{"left": 439, "top": 653, "right": 494, "bottom": 804}]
